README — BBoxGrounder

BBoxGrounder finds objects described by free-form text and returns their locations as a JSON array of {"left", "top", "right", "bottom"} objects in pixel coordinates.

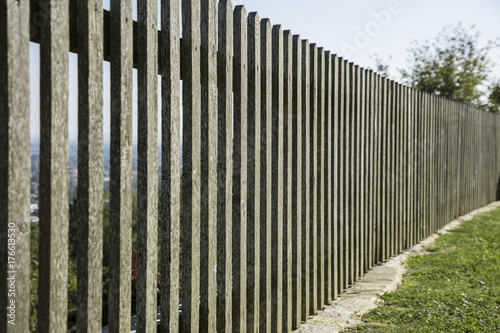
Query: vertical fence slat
[
  {"left": 363, "top": 70, "right": 375, "bottom": 273},
  {"left": 388, "top": 79, "right": 394, "bottom": 255},
  {"left": 109, "top": 0, "right": 133, "bottom": 330},
  {"left": 343, "top": 60, "right": 351, "bottom": 287},
  {"left": 283, "top": 29, "right": 293, "bottom": 333},
  {"left": 309, "top": 43, "right": 318, "bottom": 314},
  {"left": 76, "top": 0, "right": 103, "bottom": 330},
  {"left": 357, "top": 67, "right": 364, "bottom": 277},
  {"left": 271, "top": 23, "right": 284, "bottom": 333},
  {"left": 233, "top": 6, "right": 248, "bottom": 332},
  {"left": 381, "top": 77, "right": 389, "bottom": 261},
  {"left": 331, "top": 54, "right": 339, "bottom": 301},
  {"left": 324, "top": 51, "right": 333, "bottom": 303},
  {"left": 160, "top": 0, "right": 181, "bottom": 331},
  {"left": 199, "top": 0, "right": 217, "bottom": 331},
  {"left": 300, "top": 38, "right": 310, "bottom": 322},
  {"left": 348, "top": 63, "right": 356, "bottom": 283},
  {"left": 37, "top": 0, "right": 70, "bottom": 330},
  {"left": 182, "top": 0, "right": 202, "bottom": 330},
  {"left": 136, "top": 0, "right": 159, "bottom": 330},
  {"left": 291, "top": 34, "right": 302, "bottom": 329},
  {"left": 337, "top": 58, "right": 346, "bottom": 293},
  {"left": 374, "top": 74, "right": 381, "bottom": 264},
  {"left": 217, "top": 1, "right": 233, "bottom": 331},
  {"left": 0, "top": 0, "right": 31, "bottom": 330},
  {"left": 259, "top": 18, "right": 272, "bottom": 333},
  {"left": 246, "top": 12, "right": 261, "bottom": 333},
  {"left": 317, "top": 47, "right": 326, "bottom": 309}
]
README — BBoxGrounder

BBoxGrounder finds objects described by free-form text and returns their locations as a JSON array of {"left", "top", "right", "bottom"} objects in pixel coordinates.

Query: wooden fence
[{"left": 1, "top": 0, "right": 500, "bottom": 332}]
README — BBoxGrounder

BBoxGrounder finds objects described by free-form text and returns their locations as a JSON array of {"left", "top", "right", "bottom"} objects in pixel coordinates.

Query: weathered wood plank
[
  {"left": 317, "top": 47, "right": 326, "bottom": 309},
  {"left": 37, "top": 0, "right": 70, "bottom": 330},
  {"left": 233, "top": 6, "right": 248, "bottom": 332},
  {"left": 357, "top": 66, "right": 364, "bottom": 278},
  {"left": 337, "top": 58, "right": 346, "bottom": 293},
  {"left": 324, "top": 51, "right": 333, "bottom": 303},
  {"left": 108, "top": 0, "right": 133, "bottom": 330},
  {"left": 217, "top": 1, "right": 233, "bottom": 332},
  {"left": 136, "top": 0, "right": 159, "bottom": 330},
  {"left": 309, "top": 43, "right": 318, "bottom": 315},
  {"left": 76, "top": 0, "right": 103, "bottom": 330},
  {"left": 388, "top": 80, "right": 395, "bottom": 256},
  {"left": 0, "top": 0, "right": 31, "bottom": 330},
  {"left": 181, "top": 0, "right": 202, "bottom": 330},
  {"left": 159, "top": 0, "right": 181, "bottom": 331},
  {"left": 199, "top": 0, "right": 217, "bottom": 331},
  {"left": 246, "top": 12, "right": 261, "bottom": 333},
  {"left": 283, "top": 29, "right": 293, "bottom": 333},
  {"left": 343, "top": 60, "right": 351, "bottom": 287},
  {"left": 364, "top": 69, "right": 372, "bottom": 272},
  {"left": 271, "top": 23, "right": 284, "bottom": 333},
  {"left": 291, "top": 34, "right": 302, "bottom": 329},
  {"left": 331, "top": 54, "right": 340, "bottom": 300},
  {"left": 259, "top": 17, "right": 272, "bottom": 333},
  {"left": 381, "top": 77, "right": 389, "bottom": 261},
  {"left": 300, "top": 38, "right": 310, "bottom": 322},
  {"left": 348, "top": 63, "right": 356, "bottom": 283}
]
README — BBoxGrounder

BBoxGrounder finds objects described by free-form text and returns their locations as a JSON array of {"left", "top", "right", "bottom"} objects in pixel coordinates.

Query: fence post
[
  {"left": 108, "top": 0, "right": 133, "bottom": 330},
  {"left": 283, "top": 29, "right": 293, "bottom": 333},
  {"left": 317, "top": 47, "right": 326, "bottom": 309},
  {"left": 259, "top": 18, "right": 272, "bottom": 333},
  {"left": 217, "top": 1, "right": 233, "bottom": 331},
  {"left": 233, "top": 6, "right": 248, "bottom": 332},
  {"left": 271, "top": 23, "right": 284, "bottom": 333},
  {"left": 246, "top": 12, "right": 261, "bottom": 333},
  {"left": 136, "top": 0, "right": 159, "bottom": 330},
  {"left": 331, "top": 54, "right": 340, "bottom": 301},
  {"left": 300, "top": 38, "right": 311, "bottom": 322},
  {"left": 37, "top": 0, "right": 70, "bottom": 330},
  {"left": 159, "top": 0, "right": 181, "bottom": 331},
  {"left": 181, "top": 0, "right": 203, "bottom": 330},
  {"left": 291, "top": 34, "right": 302, "bottom": 329},
  {"left": 0, "top": 0, "right": 31, "bottom": 330},
  {"left": 76, "top": 0, "right": 104, "bottom": 330}
]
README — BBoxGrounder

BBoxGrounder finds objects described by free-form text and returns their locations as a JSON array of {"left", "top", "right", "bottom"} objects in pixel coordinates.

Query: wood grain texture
[
  {"left": 259, "top": 17, "right": 272, "bottom": 333},
  {"left": 291, "top": 34, "right": 302, "bottom": 329},
  {"left": 76, "top": 0, "right": 103, "bottom": 330},
  {"left": 271, "top": 24, "right": 284, "bottom": 333},
  {"left": 159, "top": 0, "right": 181, "bottom": 331},
  {"left": 233, "top": 6, "right": 248, "bottom": 332},
  {"left": 246, "top": 12, "right": 261, "bottom": 333},
  {"left": 37, "top": 0, "right": 70, "bottom": 330},
  {"left": 108, "top": 0, "right": 133, "bottom": 330},
  {"left": 136, "top": 0, "right": 159, "bottom": 330},
  {"left": 217, "top": 1, "right": 233, "bottom": 332},
  {"left": 0, "top": 0, "right": 31, "bottom": 331},
  {"left": 181, "top": 0, "right": 202, "bottom": 330},
  {"left": 300, "top": 39, "right": 310, "bottom": 322}
]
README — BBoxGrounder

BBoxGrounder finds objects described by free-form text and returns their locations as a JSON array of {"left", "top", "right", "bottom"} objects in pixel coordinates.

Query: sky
[{"left": 29, "top": 0, "right": 500, "bottom": 141}]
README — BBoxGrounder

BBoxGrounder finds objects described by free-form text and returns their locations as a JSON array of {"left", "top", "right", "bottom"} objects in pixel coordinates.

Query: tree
[
  {"left": 375, "top": 23, "right": 499, "bottom": 109},
  {"left": 371, "top": 53, "right": 392, "bottom": 78},
  {"left": 487, "top": 82, "right": 500, "bottom": 113}
]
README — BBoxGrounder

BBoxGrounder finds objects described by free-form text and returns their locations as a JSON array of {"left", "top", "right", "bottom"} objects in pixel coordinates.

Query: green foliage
[
  {"left": 371, "top": 53, "right": 392, "bottom": 78},
  {"left": 354, "top": 207, "right": 500, "bottom": 332},
  {"left": 400, "top": 23, "right": 498, "bottom": 106},
  {"left": 487, "top": 82, "right": 500, "bottom": 113}
]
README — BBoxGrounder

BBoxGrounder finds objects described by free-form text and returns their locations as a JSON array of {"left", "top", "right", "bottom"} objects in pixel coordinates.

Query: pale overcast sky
[{"left": 29, "top": 0, "right": 500, "bottom": 141}]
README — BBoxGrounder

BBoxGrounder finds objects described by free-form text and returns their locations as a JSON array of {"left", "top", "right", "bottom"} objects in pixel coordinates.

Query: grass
[{"left": 353, "top": 207, "right": 500, "bottom": 333}]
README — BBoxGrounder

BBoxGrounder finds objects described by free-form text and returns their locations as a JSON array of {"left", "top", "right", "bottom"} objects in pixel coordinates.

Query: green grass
[{"left": 353, "top": 207, "right": 500, "bottom": 333}]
